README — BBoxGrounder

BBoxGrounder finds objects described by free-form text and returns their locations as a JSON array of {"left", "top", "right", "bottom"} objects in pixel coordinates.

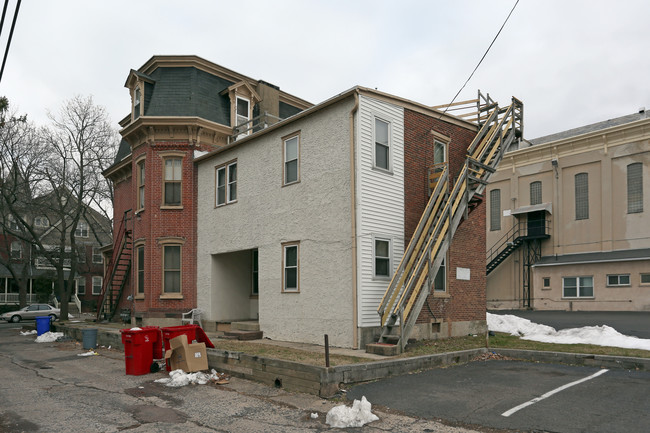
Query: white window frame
[
  {"left": 641, "top": 273, "right": 650, "bottom": 285},
  {"left": 92, "top": 276, "right": 102, "bottom": 295},
  {"left": 77, "top": 277, "right": 86, "bottom": 295},
  {"left": 236, "top": 96, "right": 250, "bottom": 134},
  {"left": 75, "top": 221, "right": 89, "bottom": 238},
  {"left": 92, "top": 246, "right": 103, "bottom": 264},
  {"left": 373, "top": 117, "right": 391, "bottom": 171},
  {"left": 433, "top": 140, "right": 446, "bottom": 165},
  {"left": 163, "top": 157, "right": 182, "bottom": 207},
  {"left": 283, "top": 133, "right": 300, "bottom": 185},
  {"left": 607, "top": 274, "right": 630, "bottom": 287},
  {"left": 136, "top": 158, "right": 145, "bottom": 211},
  {"left": 373, "top": 237, "right": 392, "bottom": 279},
  {"left": 34, "top": 216, "right": 49, "bottom": 228},
  {"left": 10, "top": 241, "right": 22, "bottom": 259},
  {"left": 162, "top": 244, "right": 182, "bottom": 294},
  {"left": 282, "top": 242, "right": 300, "bottom": 293},
  {"left": 433, "top": 257, "right": 446, "bottom": 292},
  {"left": 562, "top": 276, "right": 594, "bottom": 298},
  {"left": 216, "top": 161, "right": 238, "bottom": 206}
]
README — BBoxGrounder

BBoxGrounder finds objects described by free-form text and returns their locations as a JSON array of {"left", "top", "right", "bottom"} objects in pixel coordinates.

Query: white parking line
[{"left": 501, "top": 369, "right": 609, "bottom": 417}]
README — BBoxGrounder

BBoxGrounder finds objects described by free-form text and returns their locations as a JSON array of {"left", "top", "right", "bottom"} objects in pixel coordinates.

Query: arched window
[
  {"left": 530, "top": 181, "right": 542, "bottom": 205},
  {"left": 627, "top": 162, "right": 643, "bottom": 213},
  {"left": 490, "top": 189, "right": 501, "bottom": 231},
  {"left": 575, "top": 173, "right": 589, "bottom": 220}
]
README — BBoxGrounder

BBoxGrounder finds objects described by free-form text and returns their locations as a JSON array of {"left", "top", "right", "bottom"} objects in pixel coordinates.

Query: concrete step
[
  {"left": 231, "top": 321, "right": 260, "bottom": 331},
  {"left": 222, "top": 330, "right": 263, "bottom": 341},
  {"left": 366, "top": 343, "right": 400, "bottom": 356}
]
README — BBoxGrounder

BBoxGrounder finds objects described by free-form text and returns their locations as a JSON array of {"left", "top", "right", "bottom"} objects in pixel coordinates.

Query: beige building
[{"left": 486, "top": 110, "right": 650, "bottom": 311}]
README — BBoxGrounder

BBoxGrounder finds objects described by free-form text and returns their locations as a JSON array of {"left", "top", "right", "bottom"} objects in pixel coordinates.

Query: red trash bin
[
  {"left": 120, "top": 326, "right": 162, "bottom": 375},
  {"left": 161, "top": 325, "right": 214, "bottom": 371}
]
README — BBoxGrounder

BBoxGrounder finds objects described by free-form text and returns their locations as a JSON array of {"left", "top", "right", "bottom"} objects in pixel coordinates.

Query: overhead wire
[
  {"left": 439, "top": 0, "right": 519, "bottom": 117},
  {"left": 0, "top": 0, "right": 21, "bottom": 84}
]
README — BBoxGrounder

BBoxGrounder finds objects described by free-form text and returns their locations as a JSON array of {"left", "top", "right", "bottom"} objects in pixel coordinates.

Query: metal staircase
[
  {"left": 96, "top": 210, "right": 132, "bottom": 321},
  {"left": 375, "top": 93, "right": 523, "bottom": 352}
]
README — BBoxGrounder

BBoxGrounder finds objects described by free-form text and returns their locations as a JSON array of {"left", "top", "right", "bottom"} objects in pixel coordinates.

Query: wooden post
[{"left": 324, "top": 334, "right": 330, "bottom": 367}]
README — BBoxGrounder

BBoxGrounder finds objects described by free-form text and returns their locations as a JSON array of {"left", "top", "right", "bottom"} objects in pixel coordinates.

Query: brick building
[{"left": 105, "top": 55, "right": 512, "bottom": 349}]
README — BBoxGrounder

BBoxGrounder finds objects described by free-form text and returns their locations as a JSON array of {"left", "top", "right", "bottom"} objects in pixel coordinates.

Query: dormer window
[
  {"left": 236, "top": 97, "right": 250, "bottom": 135},
  {"left": 134, "top": 86, "right": 141, "bottom": 119}
]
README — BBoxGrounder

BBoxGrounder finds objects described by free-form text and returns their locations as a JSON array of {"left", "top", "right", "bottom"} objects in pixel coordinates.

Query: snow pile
[
  {"left": 487, "top": 313, "right": 650, "bottom": 350},
  {"left": 154, "top": 369, "right": 224, "bottom": 387},
  {"left": 20, "top": 330, "right": 37, "bottom": 336},
  {"left": 326, "top": 396, "right": 379, "bottom": 428},
  {"left": 35, "top": 332, "right": 65, "bottom": 343}
]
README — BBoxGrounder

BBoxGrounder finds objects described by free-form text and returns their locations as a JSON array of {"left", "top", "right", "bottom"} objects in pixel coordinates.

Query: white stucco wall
[
  {"left": 356, "top": 95, "right": 405, "bottom": 327},
  {"left": 196, "top": 97, "right": 356, "bottom": 347}
]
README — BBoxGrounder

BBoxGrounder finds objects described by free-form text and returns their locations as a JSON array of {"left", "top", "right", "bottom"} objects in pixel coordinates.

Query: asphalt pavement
[
  {"left": 489, "top": 310, "right": 650, "bottom": 338},
  {"left": 347, "top": 359, "right": 650, "bottom": 433}
]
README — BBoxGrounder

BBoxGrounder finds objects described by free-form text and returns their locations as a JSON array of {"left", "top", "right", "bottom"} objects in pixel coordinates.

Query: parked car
[{"left": 0, "top": 304, "right": 61, "bottom": 323}]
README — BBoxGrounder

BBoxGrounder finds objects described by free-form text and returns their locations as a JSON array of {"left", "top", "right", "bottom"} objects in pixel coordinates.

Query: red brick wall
[
  {"left": 403, "top": 109, "right": 486, "bottom": 325},
  {"left": 111, "top": 139, "right": 206, "bottom": 320}
]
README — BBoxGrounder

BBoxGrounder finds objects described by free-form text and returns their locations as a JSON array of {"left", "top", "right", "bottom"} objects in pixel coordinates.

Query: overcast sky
[{"left": 1, "top": 0, "right": 649, "bottom": 140}]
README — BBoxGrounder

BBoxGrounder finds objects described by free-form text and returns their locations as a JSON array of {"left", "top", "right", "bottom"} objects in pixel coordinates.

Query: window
[
  {"left": 216, "top": 161, "right": 237, "bottom": 206},
  {"left": 137, "top": 159, "right": 145, "bottom": 210},
  {"left": 77, "top": 277, "right": 86, "bottom": 295},
  {"left": 374, "top": 118, "right": 390, "bottom": 170},
  {"left": 607, "top": 274, "right": 630, "bottom": 287},
  {"left": 92, "top": 247, "right": 103, "bottom": 264},
  {"left": 92, "top": 276, "right": 102, "bottom": 295},
  {"left": 252, "top": 249, "right": 259, "bottom": 295},
  {"left": 136, "top": 245, "right": 145, "bottom": 295},
  {"left": 282, "top": 242, "right": 299, "bottom": 292},
  {"left": 7, "top": 214, "right": 19, "bottom": 230},
  {"left": 75, "top": 221, "right": 89, "bottom": 237},
  {"left": 641, "top": 273, "right": 650, "bottom": 285},
  {"left": 134, "top": 86, "right": 141, "bottom": 118},
  {"left": 433, "top": 140, "right": 446, "bottom": 165},
  {"left": 34, "top": 216, "right": 49, "bottom": 228},
  {"left": 575, "top": 173, "right": 589, "bottom": 220},
  {"left": 490, "top": 189, "right": 501, "bottom": 231},
  {"left": 433, "top": 258, "right": 446, "bottom": 292},
  {"left": 283, "top": 134, "right": 300, "bottom": 185},
  {"left": 562, "top": 276, "right": 593, "bottom": 298},
  {"left": 10, "top": 241, "right": 21, "bottom": 259},
  {"left": 543, "top": 277, "right": 551, "bottom": 288},
  {"left": 627, "top": 162, "right": 643, "bottom": 213},
  {"left": 77, "top": 246, "right": 86, "bottom": 264},
  {"left": 163, "top": 245, "right": 181, "bottom": 294},
  {"left": 164, "top": 158, "right": 182, "bottom": 206},
  {"left": 374, "top": 238, "right": 391, "bottom": 278},
  {"left": 236, "top": 96, "right": 250, "bottom": 131},
  {"left": 530, "top": 181, "right": 542, "bottom": 206}
]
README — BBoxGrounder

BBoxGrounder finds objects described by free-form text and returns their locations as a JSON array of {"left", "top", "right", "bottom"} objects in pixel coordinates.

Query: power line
[
  {"left": 0, "top": 0, "right": 21, "bottom": 84},
  {"left": 440, "top": 0, "right": 519, "bottom": 116}
]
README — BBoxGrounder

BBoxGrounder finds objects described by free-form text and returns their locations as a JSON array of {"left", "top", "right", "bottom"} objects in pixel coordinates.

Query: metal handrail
[
  {"left": 229, "top": 111, "right": 284, "bottom": 143},
  {"left": 486, "top": 219, "right": 551, "bottom": 264},
  {"left": 96, "top": 209, "right": 131, "bottom": 317}
]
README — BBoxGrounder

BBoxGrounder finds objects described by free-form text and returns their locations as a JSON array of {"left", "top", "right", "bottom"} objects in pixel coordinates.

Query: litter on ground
[
  {"left": 77, "top": 351, "right": 98, "bottom": 357},
  {"left": 326, "top": 396, "right": 379, "bottom": 428},
  {"left": 310, "top": 413, "right": 318, "bottom": 419},
  {"left": 20, "top": 330, "right": 37, "bottom": 336},
  {"left": 35, "top": 332, "right": 65, "bottom": 343},
  {"left": 154, "top": 369, "right": 229, "bottom": 387}
]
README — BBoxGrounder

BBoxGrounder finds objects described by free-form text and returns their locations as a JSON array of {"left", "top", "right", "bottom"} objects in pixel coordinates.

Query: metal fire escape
[
  {"left": 375, "top": 92, "right": 523, "bottom": 352},
  {"left": 96, "top": 210, "right": 132, "bottom": 321}
]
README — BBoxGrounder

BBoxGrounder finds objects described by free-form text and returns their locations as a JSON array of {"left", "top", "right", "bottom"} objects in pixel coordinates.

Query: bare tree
[{"left": 0, "top": 96, "right": 118, "bottom": 317}]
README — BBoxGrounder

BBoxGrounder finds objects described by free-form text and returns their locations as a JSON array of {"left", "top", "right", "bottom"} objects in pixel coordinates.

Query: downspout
[{"left": 349, "top": 91, "right": 359, "bottom": 348}]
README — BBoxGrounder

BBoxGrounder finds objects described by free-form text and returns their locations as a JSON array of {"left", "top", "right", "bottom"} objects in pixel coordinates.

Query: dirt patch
[{"left": 129, "top": 404, "right": 187, "bottom": 424}]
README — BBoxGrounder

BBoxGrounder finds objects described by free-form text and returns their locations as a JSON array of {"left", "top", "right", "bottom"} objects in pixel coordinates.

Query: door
[{"left": 527, "top": 211, "right": 545, "bottom": 237}]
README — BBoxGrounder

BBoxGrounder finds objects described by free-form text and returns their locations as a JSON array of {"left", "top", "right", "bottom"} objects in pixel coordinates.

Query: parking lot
[{"left": 347, "top": 358, "right": 650, "bottom": 433}]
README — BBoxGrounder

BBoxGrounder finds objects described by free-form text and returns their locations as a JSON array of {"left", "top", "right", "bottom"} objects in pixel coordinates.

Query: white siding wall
[
  {"left": 196, "top": 98, "right": 356, "bottom": 347},
  {"left": 356, "top": 95, "right": 405, "bottom": 327}
]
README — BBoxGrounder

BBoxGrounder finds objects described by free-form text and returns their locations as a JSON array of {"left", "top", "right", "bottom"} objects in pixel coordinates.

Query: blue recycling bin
[{"left": 35, "top": 316, "right": 51, "bottom": 336}]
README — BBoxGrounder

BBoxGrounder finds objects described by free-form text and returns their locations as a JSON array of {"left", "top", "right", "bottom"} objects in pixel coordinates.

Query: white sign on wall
[
  {"left": 503, "top": 209, "right": 511, "bottom": 217},
  {"left": 456, "top": 267, "right": 470, "bottom": 281}
]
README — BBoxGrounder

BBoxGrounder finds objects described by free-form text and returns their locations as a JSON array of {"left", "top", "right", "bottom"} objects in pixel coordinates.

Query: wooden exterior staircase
[
  {"left": 372, "top": 93, "right": 523, "bottom": 353},
  {"left": 96, "top": 210, "right": 132, "bottom": 321}
]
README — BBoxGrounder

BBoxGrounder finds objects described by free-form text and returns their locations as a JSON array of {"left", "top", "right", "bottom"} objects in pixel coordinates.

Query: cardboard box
[{"left": 164, "top": 334, "right": 208, "bottom": 372}]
